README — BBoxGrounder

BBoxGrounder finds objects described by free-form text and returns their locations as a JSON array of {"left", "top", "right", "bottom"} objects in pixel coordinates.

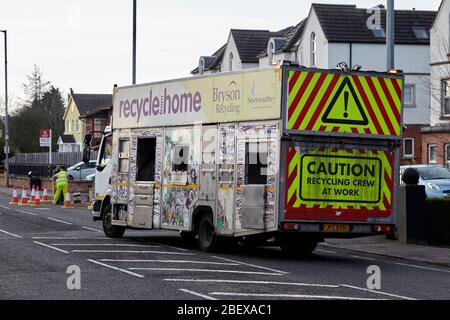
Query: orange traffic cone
[
  {"left": 31, "top": 187, "right": 42, "bottom": 207},
  {"left": 63, "top": 191, "right": 73, "bottom": 209},
  {"left": 18, "top": 186, "right": 29, "bottom": 206},
  {"left": 41, "top": 185, "right": 50, "bottom": 203},
  {"left": 9, "top": 186, "right": 19, "bottom": 205},
  {"left": 28, "top": 185, "right": 36, "bottom": 204}
]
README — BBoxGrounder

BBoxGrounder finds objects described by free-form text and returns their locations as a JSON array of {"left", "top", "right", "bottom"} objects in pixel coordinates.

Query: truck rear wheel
[
  {"left": 278, "top": 234, "right": 318, "bottom": 257},
  {"left": 102, "top": 204, "right": 125, "bottom": 239},
  {"left": 197, "top": 214, "right": 219, "bottom": 252}
]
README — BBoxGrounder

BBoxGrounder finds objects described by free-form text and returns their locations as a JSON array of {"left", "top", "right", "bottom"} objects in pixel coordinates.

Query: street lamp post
[
  {"left": 132, "top": 0, "right": 137, "bottom": 85},
  {"left": 1, "top": 30, "right": 9, "bottom": 187}
]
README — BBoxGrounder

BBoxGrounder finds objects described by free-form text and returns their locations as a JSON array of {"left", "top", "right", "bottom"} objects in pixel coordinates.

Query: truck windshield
[{"left": 418, "top": 167, "right": 450, "bottom": 180}]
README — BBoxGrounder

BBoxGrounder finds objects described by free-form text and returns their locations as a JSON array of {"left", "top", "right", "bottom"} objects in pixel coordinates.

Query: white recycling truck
[{"left": 86, "top": 64, "right": 404, "bottom": 255}]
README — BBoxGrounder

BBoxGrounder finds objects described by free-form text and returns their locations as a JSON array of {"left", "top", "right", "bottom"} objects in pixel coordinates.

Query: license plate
[{"left": 323, "top": 224, "right": 351, "bottom": 233}]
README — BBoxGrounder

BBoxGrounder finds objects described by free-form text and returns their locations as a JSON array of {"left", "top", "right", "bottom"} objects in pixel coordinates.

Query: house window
[
  {"left": 229, "top": 52, "right": 234, "bottom": 71},
  {"left": 310, "top": 32, "right": 317, "bottom": 67},
  {"left": 428, "top": 144, "right": 437, "bottom": 164},
  {"left": 403, "top": 138, "right": 414, "bottom": 159},
  {"left": 445, "top": 144, "right": 450, "bottom": 170},
  {"left": 442, "top": 79, "right": 450, "bottom": 116},
  {"left": 404, "top": 85, "right": 415, "bottom": 107},
  {"left": 245, "top": 142, "right": 268, "bottom": 185},
  {"left": 372, "top": 27, "right": 386, "bottom": 38},
  {"left": 76, "top": 120, "right": 80, "bottom": 132},
  {"left": 268, "top": 41, "right": 275, "bottom": 65},
  {"left": 412, "top": 27, "right": 428, "bottom": 40}
]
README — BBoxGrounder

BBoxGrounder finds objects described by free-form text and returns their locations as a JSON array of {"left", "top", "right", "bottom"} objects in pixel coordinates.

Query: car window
[{"left": 418, "top": 167, "right": 450, "bottom": 180}]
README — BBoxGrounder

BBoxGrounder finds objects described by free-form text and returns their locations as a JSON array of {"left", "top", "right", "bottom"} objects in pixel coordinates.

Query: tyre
[
  {"left": 197, "top": 214, "right": 219, "bottom": 252},
  {"left": 279, "top": 235, "right": 318, "bottom": 257},
  {"left": 102, "top": 204, "right": 126, "bottom": 239}
]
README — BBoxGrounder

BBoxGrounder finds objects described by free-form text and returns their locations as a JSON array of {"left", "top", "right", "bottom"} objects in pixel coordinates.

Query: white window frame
[
  {"left": 310, "top": 32, "right": 317, "bottom": 67},
  {"left": 268, "top": 41, "right": 275, "bottom": 65},
  {"left": 403, "top": 138, "right": 414, "bottom": 159},
  {"left": 403, "top": 84, "right": 415, "bottom": 107},
  {"left": 428, "top": 144, "right": 437, "bottom": 164},
  {"left": 442, "top": 79, "right": 450, "bottom": 116},
  {"left": 445, "top": 144, "right": 450, "bottom": 170},
  {"left": 229, "top": 52, "right": 234, "bottom": 71}
]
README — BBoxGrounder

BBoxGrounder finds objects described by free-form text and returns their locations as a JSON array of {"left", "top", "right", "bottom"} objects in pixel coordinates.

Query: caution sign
[
  {"left": 285, "top": 147, "right": 395, "bottom": 222},
  {"left": 300, "top": 154, "right": 382, "bottom": 203},
  {"left": 287, "top": 70, "right": 403, "bottom": 137},
  {"left": 321, "top": 78, "right": 369, "bottom": 126}
]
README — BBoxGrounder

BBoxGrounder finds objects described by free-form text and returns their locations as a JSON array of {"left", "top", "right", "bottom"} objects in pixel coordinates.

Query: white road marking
[
  {"left": 0, "top": 228, "right": 22, "bottom": 238},
  {"left": 82, "top": 227, "right": 102, "bottom": 233},
  {"left": 340, "top": 284, "right": 416, "bottom": 300},
  {"left": 34, "top": 208, "right": 51, "bottom": 211},
  {"left": 316, "top": 249, "right": 337, "bottom": 254},
  {"left": 350, "top": 255, "right": 376, "bottom": 262},
  {"left": 395, "top": 263, "right": 450, "bottom": 274},
  {"left": 179, "top": 289, "right": 217, "bottom": 301},
  {"left": 32, "top": 237, "right": 79, "bottom": 240},
  {"left": 72, "top": 250, "right": 194, "bottom": 255},
  {"left": 100, "top": 259, "right": 238, "bottom": 266},
  {"left": 212, "top": 256, "right": 288, "bottom": 275},
  {"left": 209, "top": 292, "right": 382, "bottom": 300},
  {"left": 127, "top": 267, "right": 284, "bottom": 276},
  {"left": 87, "top": 259, "right": 144, "bottom": 278},
  {"left": 51, "top": 243, "right": 161, "bottom": 248},
  {"left": 46, "top": 217, "right": 73, "bottom": 225},
  {"left": 33, "top": 241, "right": 69, "bottom": 254},
  {"left": 147, "top": 241, "right": 189, "bottom": 252},
  {"left": 165, "top": 279, "right": 340, "bottom": 288},
  {"left": 0, "top": 205, "right": 11, "bottom": 209},
  {"left": 18, "top": 210, "right": 38, "bottom": 216}
]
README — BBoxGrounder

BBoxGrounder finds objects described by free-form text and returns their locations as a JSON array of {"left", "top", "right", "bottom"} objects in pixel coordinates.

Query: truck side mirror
[{"left": 82, "top": 146, "right": 91, "bottom": 164}]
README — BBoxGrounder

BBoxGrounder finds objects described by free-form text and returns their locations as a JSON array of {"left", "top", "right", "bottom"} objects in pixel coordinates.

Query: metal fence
[{"left": 7, "top": 151, "right": 98, "bottom": 178}]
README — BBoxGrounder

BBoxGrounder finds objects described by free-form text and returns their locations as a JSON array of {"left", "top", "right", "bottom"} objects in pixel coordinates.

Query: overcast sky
[{"left": 0, "top": 0, "right": 442, "bottom": 108}]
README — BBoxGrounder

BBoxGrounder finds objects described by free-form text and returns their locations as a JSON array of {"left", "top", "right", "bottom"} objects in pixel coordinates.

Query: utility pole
[
  {"left": 132, "top": 0, "right": 137, "bottom": 84},
  {"left": 386, "top": 0, "right": 395, "bottom": 70},
  {"left": 1, "top": 30, "right": 9, "bottom": 187}
]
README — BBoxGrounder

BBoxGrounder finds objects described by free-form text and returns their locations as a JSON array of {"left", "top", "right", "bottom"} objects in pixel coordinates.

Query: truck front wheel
[
  {"left": 102, "top": 204, "right": 126, "bottom": 239},
  {"left": 197, "top": 214, "right": 219, "bottom": 252}
]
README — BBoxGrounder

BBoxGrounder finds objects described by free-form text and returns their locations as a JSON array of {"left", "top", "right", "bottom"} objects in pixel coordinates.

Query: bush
[{"left": 426, "top": 199, "right": 450, "bottom": 246}]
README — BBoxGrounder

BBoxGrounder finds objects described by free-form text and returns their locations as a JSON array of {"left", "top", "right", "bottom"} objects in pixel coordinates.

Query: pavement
[{"left": 1, "top": 187, "right": 450, "bottom": 300}]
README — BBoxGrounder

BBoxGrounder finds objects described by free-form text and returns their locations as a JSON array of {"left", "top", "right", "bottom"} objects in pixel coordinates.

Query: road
[{"left": 0, "top": 193, "right": 449, "bottom": 301}]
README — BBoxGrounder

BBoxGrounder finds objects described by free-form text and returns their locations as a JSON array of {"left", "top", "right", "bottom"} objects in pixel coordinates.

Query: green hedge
[{"left": 426, "top": 199, "right": 450, "bottom": 246}]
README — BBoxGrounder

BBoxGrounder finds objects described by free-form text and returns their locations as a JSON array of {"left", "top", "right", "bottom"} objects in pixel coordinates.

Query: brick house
[{"left": 79, "top": 104, "right": 112, "bottom": 151}]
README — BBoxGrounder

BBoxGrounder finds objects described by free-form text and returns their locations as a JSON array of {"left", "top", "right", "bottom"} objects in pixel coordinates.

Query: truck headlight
[{"left": 427, "top": 183, "right": 440, "bottom": 192}]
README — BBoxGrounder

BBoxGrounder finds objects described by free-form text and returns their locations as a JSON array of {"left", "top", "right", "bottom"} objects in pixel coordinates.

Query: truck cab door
[{"left": 95, "top": 133, "right": 113, "bottom": 201}]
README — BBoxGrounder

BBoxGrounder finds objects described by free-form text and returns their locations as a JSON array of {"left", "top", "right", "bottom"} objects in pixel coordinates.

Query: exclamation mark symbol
[{"left": 344, "top": 91, "right": 349, "bottom": 118}]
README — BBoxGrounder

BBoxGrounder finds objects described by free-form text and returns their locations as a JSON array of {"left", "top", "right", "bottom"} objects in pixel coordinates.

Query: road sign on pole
[{"left": 40, "top": 129, "right": 51, "bottom": 147}]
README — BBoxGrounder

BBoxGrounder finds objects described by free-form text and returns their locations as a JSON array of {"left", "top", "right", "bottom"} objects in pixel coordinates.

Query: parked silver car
[
  {"left": 400, "top": 165, "right": 450, "bottom": 199},
  {"left": 67, "top": 161, "right": 97, "bottom": 181}
]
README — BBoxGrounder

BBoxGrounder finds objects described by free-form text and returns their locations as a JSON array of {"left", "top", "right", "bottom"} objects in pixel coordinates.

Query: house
[
  {"left": 192, "top": 28, "right": 291, "bottom": 75},
  {"left": 79, "top": 104, "right": 112, "bottom": 151},
  {"left": 423, "top": 0, "right": 450, "bottom": 169},
  {"left": 58, "top": 89, "right": 112, "bottom": 152},
  {"left": 192, "top": 3, "right": 437, "bottom": 165}
]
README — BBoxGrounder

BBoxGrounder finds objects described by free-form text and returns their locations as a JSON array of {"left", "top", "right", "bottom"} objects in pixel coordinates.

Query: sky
[{"left": 0, "top": 0, "right": 442, "bottom": 109}]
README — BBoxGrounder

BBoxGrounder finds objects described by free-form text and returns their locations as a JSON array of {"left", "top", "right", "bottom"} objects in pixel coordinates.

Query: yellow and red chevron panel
[
  {"left": 285, "top": 147, "right": 394, "bottom": 222},
  {"left": 287, "top": 70, "right": 403, "bottom": 136}
]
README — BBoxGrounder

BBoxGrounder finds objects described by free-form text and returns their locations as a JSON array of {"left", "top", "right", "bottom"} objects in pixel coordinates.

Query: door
[
  {"left": 216, "top": 124, "right": 236, "bottom": 235},
  {"left": 130, "top": 137, "right": 158, "bottom": 229},
  {"left": 95, "top": 133, "right": 113, "bottom": 201},
  {"left": 199, "top": 126, "right": 217, "bottom": 201}
]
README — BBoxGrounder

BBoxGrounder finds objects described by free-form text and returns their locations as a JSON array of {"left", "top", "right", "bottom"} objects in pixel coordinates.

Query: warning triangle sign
[{"left": 321, "top": 77, "right": 369, "bottom": 126}]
